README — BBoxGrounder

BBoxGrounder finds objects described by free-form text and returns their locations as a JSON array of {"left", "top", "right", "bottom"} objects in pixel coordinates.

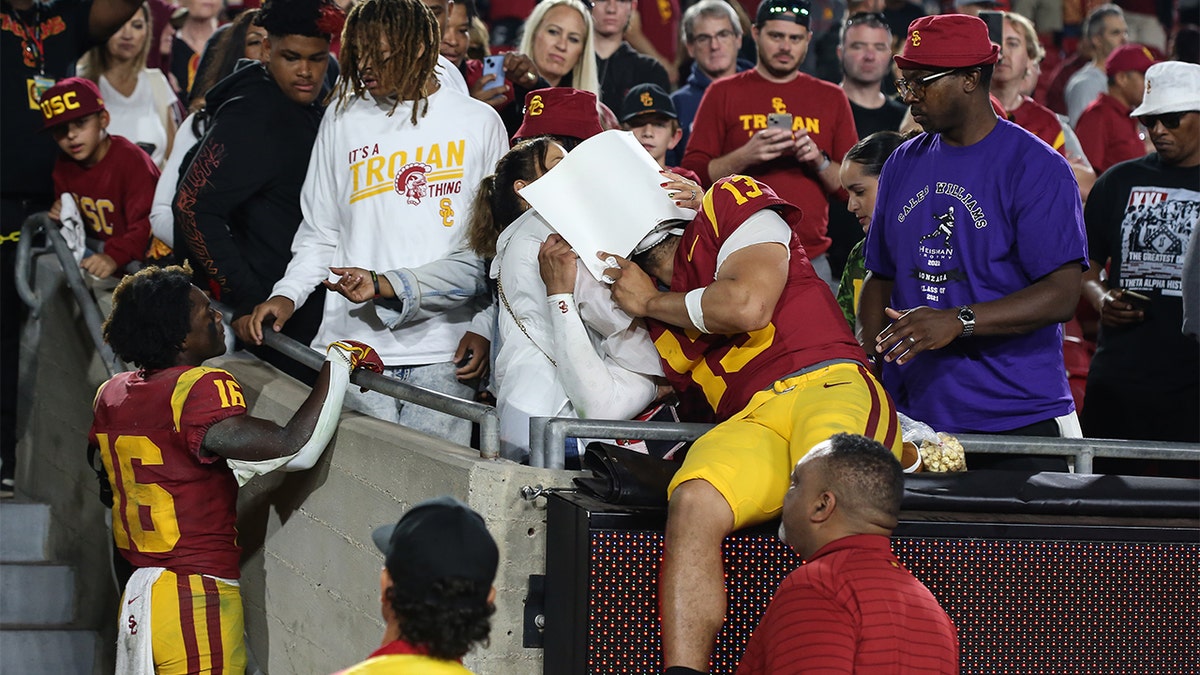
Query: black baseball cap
[
  {"left": 755, "top": 0, "right": 811, "bottom": 28},
  {"left": 619, "top": 83, "right": 677, "bottom": 124},
  {"left": 371, "top": 496, "right": 499, "bottom": 605}
]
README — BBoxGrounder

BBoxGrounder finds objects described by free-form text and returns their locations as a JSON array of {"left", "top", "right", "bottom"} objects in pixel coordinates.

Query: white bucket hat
[{"left": 1130, "top": 61, "right": 1200, "bottom": 117}]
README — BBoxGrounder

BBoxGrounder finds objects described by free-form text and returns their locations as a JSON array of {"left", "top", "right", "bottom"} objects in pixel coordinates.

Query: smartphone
[
  {"left": 1122, "top": 288, "right": 1152, "bottom": 308},
  {"left": 481, "top": 55, "right": 506, "bottom": 92},
  {"left": 979, "top": 10, "right": 1004, "bottom": 47},
  {"left": 766, "top": 112, "right": 793, "bottom": 132}
]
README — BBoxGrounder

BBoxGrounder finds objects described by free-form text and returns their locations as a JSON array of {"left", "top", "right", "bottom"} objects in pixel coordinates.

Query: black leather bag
[{"left": 573, "top": 442, "right": 682, "bottom": 507}]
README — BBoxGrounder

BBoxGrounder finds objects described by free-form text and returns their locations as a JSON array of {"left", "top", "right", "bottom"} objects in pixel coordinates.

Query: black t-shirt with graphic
[
  {"left": 1, "top": 0, "right": 96, "bottom": 199},
  {"left": 1084, "top": 153, "right": 1200, "bottom": 393}
]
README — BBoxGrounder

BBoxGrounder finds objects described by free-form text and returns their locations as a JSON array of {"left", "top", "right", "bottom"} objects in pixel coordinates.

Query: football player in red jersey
[
  {"left": 601, "top": 175, "right": 902, "bottom": 674},
  {"left": 89, "top": 264, "right": 381, "bottom": 674}
]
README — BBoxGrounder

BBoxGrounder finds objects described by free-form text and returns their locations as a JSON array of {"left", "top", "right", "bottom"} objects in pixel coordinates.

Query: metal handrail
[
  {"left": 530, "top": 416, "right": 714, "bottom": 469},
  {"left": 226, "top": 306, "right": 502, "bottom": 459},
  {"left": 530, "top": 415, "right": 1200, "bottom": 473},
  {"left": 14, "top": 219, "right": 501, "bottom": 457},
  {"left": 14, "top": 212, "right": 123, "bottom": 378},
  {"left": 953, "top": 434, "right": 1200, "bottom": 474}
]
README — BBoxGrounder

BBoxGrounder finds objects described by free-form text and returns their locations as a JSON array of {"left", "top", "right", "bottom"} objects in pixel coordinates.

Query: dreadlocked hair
[
  {"left": 334, "top": 0, "right": 438, "bottom": 123},
  {"left": 104, "top": 265, "right": 195, "bottom": 371},
  {"left": 466, "top": 137, "right": 558, "bottom": 259}
]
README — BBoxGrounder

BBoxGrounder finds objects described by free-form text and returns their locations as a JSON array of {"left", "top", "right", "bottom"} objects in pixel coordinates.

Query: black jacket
[{"left": 173, "top": 62, "right": 325, "bottom": 317}]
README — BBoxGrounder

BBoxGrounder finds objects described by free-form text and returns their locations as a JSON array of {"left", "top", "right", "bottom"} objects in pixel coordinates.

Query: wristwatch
[
  {"left": 957, "top": 305, "right": 976, "bottom": 338},
  {"left": 816, "top": 152, "right": 831, "bottom": 173}
]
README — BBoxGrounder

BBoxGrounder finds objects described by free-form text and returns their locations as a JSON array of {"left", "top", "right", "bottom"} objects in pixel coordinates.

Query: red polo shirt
[
  {"left": 1075, "top": 92, "right": 1146, "bottom": 176},
  {"left": 737, "top": 534, "right": 960, "bottom": 674}
]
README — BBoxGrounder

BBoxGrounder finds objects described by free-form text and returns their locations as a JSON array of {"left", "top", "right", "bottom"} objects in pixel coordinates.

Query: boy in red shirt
[{"left": 43, "top": 77, "right": 159, "bottom": 278}]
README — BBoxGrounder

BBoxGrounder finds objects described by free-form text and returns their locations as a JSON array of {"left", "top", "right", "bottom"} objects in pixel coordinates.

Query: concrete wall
[
  {"left": 18, "top": 257, "right": 575, "bottom": 674},
  {"left": 16, "top": 258, "right": 121, "bottom": 674}
]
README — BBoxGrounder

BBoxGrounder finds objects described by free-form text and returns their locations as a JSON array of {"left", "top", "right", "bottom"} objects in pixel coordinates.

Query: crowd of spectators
[{"left": 2, "top": 0, "right": 1197, "bottom": 669}]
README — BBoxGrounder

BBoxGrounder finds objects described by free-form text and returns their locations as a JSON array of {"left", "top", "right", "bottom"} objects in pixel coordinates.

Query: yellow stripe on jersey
[
  {"left": 171, "top": 367, "right": 228, "bottom": 432},
  {"left": 188, "top": 575, "right": 213, "bottom": 672},
  {"left": 1052, "top": 130, "right": 1065, "bottom": 151},
  {"left": 93, "top": 379, "right": 111, "bottom": 407},
  {"left": 701, "top": 185, "right": 719, "bottom": 237}
]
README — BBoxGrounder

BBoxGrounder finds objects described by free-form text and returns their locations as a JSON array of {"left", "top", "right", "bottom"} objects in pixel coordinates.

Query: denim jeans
[{"left": 344, "top": 360, "right": 474, "bottom": 447}]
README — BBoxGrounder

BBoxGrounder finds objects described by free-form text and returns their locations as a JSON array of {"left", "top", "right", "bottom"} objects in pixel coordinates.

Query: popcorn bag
[{"left": 897, "top": 413, "right": 967, "bottom": 473}]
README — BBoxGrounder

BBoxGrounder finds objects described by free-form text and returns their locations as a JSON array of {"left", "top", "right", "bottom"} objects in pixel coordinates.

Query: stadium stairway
[{"left": 0, "top": 501, "right": 99, "bottom": 674}]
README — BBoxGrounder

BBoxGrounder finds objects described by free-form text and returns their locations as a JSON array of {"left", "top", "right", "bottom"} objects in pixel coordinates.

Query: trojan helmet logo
[
  {"left": 528, "top": 95, "right": 545, "bottom": 116},
  {"left": 395, "top": 162, "right": 432, "bottom": 205},
  {"left": 911, "top": 30, "right": 921, "bottom": 47},
  {"left": 640, "top": 91, "right": 654, "bottom": 107},
  {"left": 771, "top": 97, "right": 787, "bottom": 114}
]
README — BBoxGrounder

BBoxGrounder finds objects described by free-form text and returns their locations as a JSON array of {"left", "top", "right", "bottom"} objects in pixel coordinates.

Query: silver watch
[{"left": 957, "top": 305, "right": 976, "bottom": 338}]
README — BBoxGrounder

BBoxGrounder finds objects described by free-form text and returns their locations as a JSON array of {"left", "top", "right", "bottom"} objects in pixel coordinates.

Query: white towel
[
  {"left": 117, "top": 567, "right": 166, "bottom": 675},
  {"left": 226, "top": 346, "right": 352, "bottom": 486},
  {"left": 57, "top": 193, "right": 86, "bottom": 265}
]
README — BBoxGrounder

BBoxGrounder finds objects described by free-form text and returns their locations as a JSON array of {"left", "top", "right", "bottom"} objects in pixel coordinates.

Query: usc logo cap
[{"left": 39, "top": 77, "right": 106, "bottom": 131}]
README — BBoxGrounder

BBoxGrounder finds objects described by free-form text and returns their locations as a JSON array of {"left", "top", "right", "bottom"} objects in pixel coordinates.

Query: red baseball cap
[
  {"left": 39, "top": 77, "right": 105, "bottom": 131},
  {"left": 512, "top": 88, "right": 604, "bottom": 144},
  {"left": 893, "top": 15, "right": 1000, "bottom": 71},
  {"left": 1105, "top": 43, "right": 1157, "bottom": 77}
]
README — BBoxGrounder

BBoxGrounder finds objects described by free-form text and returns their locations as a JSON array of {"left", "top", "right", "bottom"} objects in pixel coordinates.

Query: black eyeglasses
[
  {"left": 845, "top": 11, "right": 887, "bottom": 28},
  {"left": 895, "top": 68, "right": 961, "bottom": 99},
  {"left": 690, "top": 28, "right": 738, "bottom": 46},
  {"left": 1138, "top": 111, "right": 1194, "bottom": 130}
]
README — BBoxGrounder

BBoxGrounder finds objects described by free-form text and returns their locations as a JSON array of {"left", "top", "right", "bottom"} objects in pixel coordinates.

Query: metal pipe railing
[
  {"left": 530, "top": 415, "right": 1200, "bottom": 473},
  {"left": 530, "top": 416, "right": 715, "bottom": 469},
  {"left": 14, "top": 213, "right": 122, "bottom": 378},
  {"left": 233, "top": 308, "right": 502, "bottom": 459},
  {"left": 953, "top": 434, "right": 1200, "bottom": 474}
]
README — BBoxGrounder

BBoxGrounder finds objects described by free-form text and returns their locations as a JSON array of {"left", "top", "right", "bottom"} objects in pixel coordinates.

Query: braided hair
[{"left": 334, "top": 0, "right": 439, "bottom": 123}]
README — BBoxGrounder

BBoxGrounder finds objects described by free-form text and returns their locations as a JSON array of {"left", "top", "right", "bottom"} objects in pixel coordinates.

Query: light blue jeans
[{"left": 344, "top": 361, "right": 474, "bottom": 447}]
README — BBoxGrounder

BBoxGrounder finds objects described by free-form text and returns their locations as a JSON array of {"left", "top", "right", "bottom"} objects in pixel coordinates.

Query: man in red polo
[
  {"left": 1075, "top": 44, "right": 1157, "bottom": 176},
  {"left": 738, "top": 433, "right": 959, "bottom": 674}
]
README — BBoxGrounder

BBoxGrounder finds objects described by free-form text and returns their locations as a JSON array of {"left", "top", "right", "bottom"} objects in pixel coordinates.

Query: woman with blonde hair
[
  {"left": 517, "top": 0, "right": 600, "bottom": 95},
  {"left": 80, "top": 1, "right": 178, "bottom": 168}
]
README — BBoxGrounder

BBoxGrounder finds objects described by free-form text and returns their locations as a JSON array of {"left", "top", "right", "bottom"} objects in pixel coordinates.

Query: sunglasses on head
[
  {"left": 845, "top": 11, "right": 887, "bottom": 27},
  {"left": 1137, "top": 111, "right": 1194, "bottom": 130}
]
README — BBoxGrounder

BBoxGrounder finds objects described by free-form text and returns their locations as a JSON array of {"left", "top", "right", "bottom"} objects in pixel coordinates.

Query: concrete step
[
  {"left": 0, "top": 502, "right": 50, "bottom": 562},
  {"left": 0, "top": 563, "right": 75, "bottom": 625},
  {"left": 0, "top": 630, "right": 96, "bottom": 674}
]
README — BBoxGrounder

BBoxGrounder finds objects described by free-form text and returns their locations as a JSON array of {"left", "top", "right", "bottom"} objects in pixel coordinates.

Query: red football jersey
[
  {"left": 649, "top": 175, "right": 866, "bottom": 421},
  {"left": 90, "top": 366, "right": 246, "bottom": 578},
  {"left": 1008, "top": 96, "right": 1068, "bottom": 157}
]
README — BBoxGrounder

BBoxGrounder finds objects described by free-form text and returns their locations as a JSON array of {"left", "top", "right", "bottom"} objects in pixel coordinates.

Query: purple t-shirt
[{"left": 864, "top": 119, "right": 1087, "bottom": 433}]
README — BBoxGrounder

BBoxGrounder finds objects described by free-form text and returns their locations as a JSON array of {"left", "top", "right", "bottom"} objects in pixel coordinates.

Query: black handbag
[{"left": 573, "top": 442, "right": 682, "bottom": 507}]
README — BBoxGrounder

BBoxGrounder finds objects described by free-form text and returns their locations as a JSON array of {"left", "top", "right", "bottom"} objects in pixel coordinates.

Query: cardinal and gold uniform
[
  {"left": 651, "top": 176, "right": 901, "bottom": 529},
  {"left": 90, "top": 366, "right": 249, "bottom": 674}
]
